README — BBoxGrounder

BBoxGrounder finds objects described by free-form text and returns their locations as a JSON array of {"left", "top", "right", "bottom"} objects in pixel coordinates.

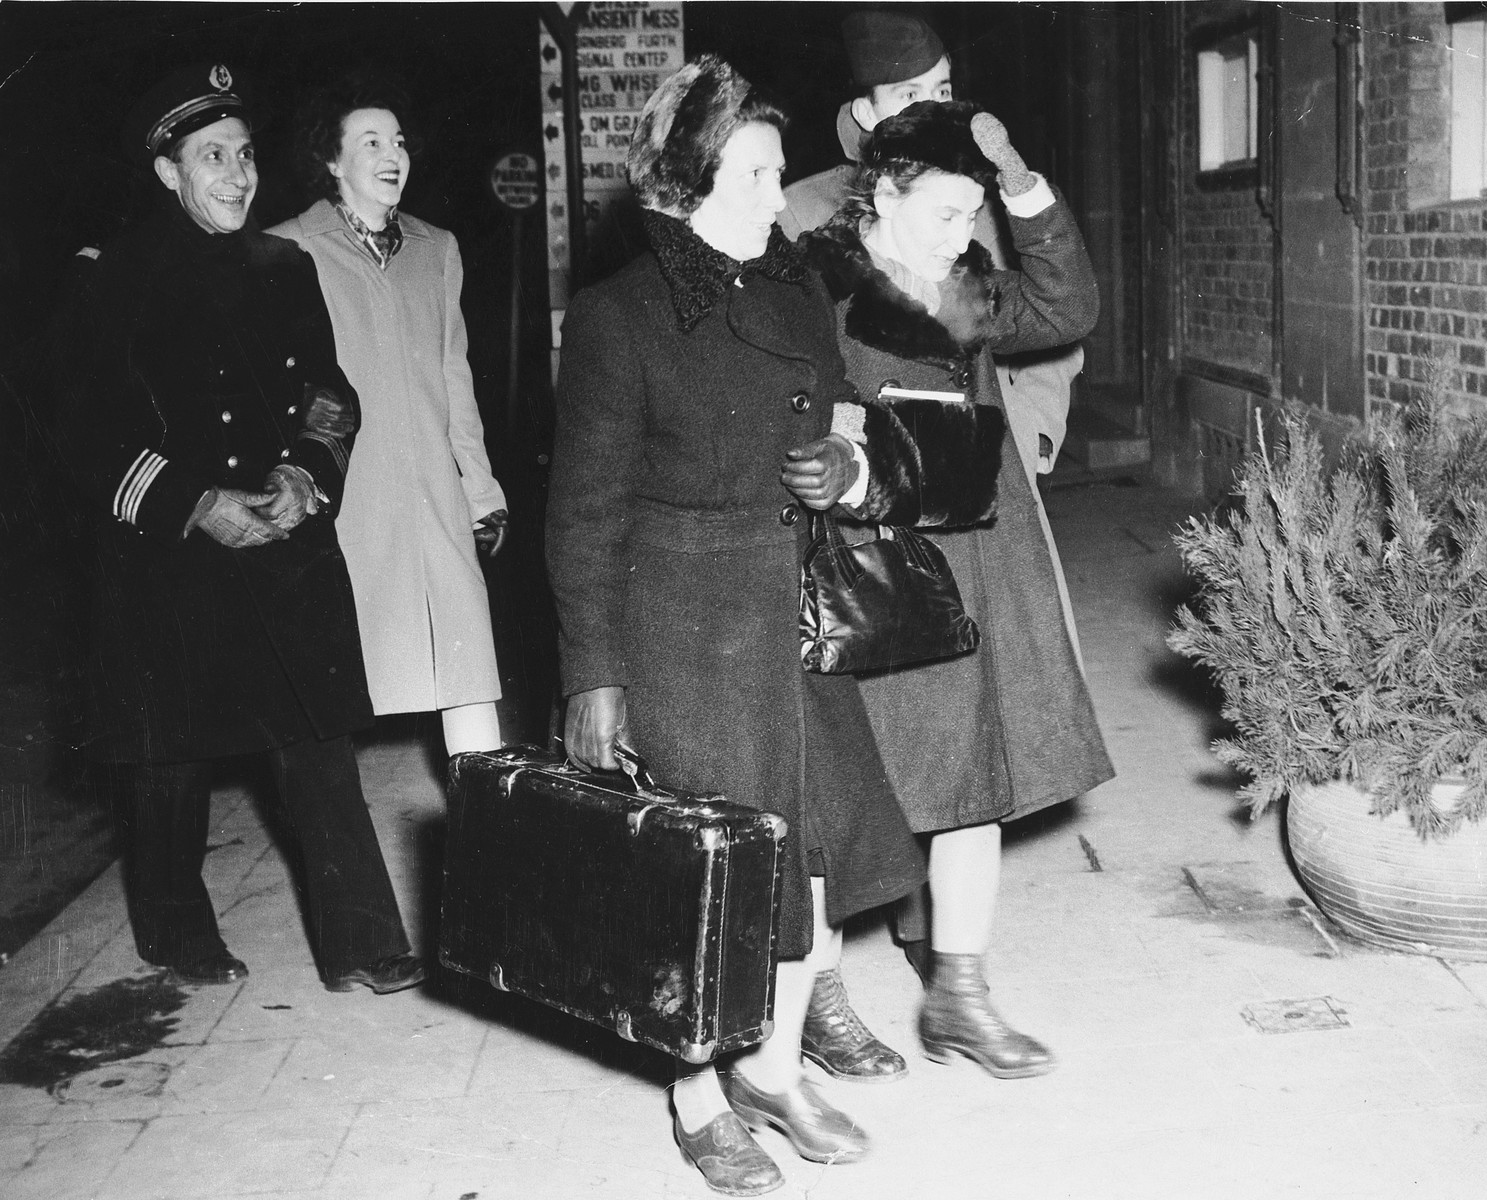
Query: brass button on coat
[
  {"left": 221, "top": 410, "right": 233, "bottom": 423},
  {"left": 226, "top": 455, "right": 239, "bottom": 468},
  {"left": 790, "top": 392, "right": 811, "bottom": 413},
  {"left": 780, "top": 504, "right": 800, "bottom": 526}
]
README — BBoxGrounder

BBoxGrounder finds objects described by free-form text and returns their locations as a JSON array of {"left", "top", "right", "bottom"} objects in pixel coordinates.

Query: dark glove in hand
[
  {"left": 473, "top": 509, "right": 509, "bottom": 558},
  {"left": 781, "top": 434, "right": 858, "bottom": 510},
  {"left": 190, "top": 487, "right": 289, "bottom": 548},
  {"left": 565, "top": 685, "right": 628, "bottom": 772}
]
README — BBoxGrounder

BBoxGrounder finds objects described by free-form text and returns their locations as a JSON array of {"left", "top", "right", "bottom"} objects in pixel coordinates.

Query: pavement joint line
[
  {"left": 1077, "top": 834, "right": 1103, "bottom": 872},
  {"left": 1298, "top": 905, "right": 1343, "bottom": 958},
  {"left": 1179, "top": 866, "right": 1215, "bottom": 912}
]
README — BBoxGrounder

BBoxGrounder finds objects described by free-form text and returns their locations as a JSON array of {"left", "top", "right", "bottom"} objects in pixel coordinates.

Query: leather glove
[
  {"left": 187, "top": 487, "right": 289, "bottom": 548},
  {"left": 564, "top": 685, "right": 628, "bottom": 772},
  {"left": 971, "top": 111, "right": 1036, "bottom": 197},
  {"left": 473, "top": 509, "right": 509, "bottom": 559},
  {"left": 781, "top": 433, "right": 859, "bottom": 510},
  {"left": 304, "top": 386, "right": 354, "bottom": 438},
  {"left": 255, "top": 465, "right": 318, "bottom": 533}
]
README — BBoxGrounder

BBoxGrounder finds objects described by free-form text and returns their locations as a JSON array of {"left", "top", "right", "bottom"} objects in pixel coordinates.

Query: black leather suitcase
[{"left": 439, "top": 746, "right": 787, "bottom": 1063}]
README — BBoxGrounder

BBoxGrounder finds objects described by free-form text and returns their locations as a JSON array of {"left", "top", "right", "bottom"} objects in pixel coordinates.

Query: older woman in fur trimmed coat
[
  {"left": 797, "top": 102, "right": 1114, "bottom": 1085},
  {"left": 548, "top": 60, "right": 1007, "bottom": 1196}
]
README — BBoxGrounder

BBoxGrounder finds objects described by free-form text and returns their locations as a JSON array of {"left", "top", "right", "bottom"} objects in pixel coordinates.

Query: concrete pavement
[{"left": 3, "top": 480, "right": 1485, "bottom": 1199}]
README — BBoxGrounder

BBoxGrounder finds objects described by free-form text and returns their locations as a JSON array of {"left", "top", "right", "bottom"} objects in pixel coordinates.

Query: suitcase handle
[{"left": 613, "top": 744, "right": 660, "bottom": 793}]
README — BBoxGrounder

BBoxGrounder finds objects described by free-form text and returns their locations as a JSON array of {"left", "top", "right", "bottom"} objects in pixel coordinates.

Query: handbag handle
[
  {"left": 809, "top": 511, "right": 863, "bottom": 588},
  {"left": 810, "top": 512, "right": 942, "bottom": 582}
]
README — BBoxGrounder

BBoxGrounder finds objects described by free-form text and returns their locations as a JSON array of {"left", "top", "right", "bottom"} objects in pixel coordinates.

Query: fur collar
[
  {"left": 643, "top": 210, "right": 810, "bottom": 332},
  {"left": 801, "top": 215, "right": 1001, "bottom": 370}
]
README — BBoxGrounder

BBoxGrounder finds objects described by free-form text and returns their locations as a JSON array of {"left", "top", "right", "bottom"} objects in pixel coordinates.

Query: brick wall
[
  {"left": 1364, "top": 3, "right": 1487, "bottom": 412},
  {"left": 1180, "top": 5, "right": 1275, "bottom": 377}
]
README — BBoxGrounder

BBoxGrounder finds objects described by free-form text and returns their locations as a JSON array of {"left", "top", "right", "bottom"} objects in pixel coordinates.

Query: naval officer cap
[{"left": 123, "top": 61, "right": 253, "bottom": 165}]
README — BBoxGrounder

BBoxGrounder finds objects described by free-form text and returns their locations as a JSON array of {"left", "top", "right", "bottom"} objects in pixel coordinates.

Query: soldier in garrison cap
[
  {"left": 56, "top": 62, "right": 424, "bottom": 995},
  {"left": 779, "top": 11, "right": 1107, "bottom": 1089}
]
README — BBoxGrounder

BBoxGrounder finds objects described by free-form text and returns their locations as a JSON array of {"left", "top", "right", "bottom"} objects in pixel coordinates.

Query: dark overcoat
[
  {"left": 803, "top": 193, "right": 1115, "bottom": 830},
  {"left": 546, "top": 217, "right": 926, "bottom": 957},
  {"left": 62, "top": 205, "right": 373, "bottom": 764}
]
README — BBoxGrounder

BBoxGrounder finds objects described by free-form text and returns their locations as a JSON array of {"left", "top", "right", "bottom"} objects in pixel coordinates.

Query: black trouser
[{"left": 121, "top": 735, "right": 410, "bottom": 977}]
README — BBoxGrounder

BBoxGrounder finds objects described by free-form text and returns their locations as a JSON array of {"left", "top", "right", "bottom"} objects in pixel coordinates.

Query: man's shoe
[
  {"left": 801, "top": 967, "right": 907, "bottom": 1083},
  {"left": 721, "top": 1070, "right": 870, "bottom": 1164},
  {"left": 165, "top": 952, "right": 249, "bottom": 986},
  {"left": 673, "top": 1111, "right": 784, "bottom": 1196},
  {"left": 324, "top": 952, "right": 426, "bottom": 995}
]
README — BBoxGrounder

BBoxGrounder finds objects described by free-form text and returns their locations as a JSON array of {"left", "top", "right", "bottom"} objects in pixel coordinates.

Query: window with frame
[
  {"left": 1450, "top": 9, "right": 1487, "bottom": 200},
  {"left": 1197, "top": 33, "right": 1259, "bottom": 171}
]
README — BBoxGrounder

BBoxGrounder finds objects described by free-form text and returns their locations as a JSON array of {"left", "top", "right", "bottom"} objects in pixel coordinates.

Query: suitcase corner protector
[
  {"left": 764, "top": 813, "right": 787, "bottom": 842},
  {"left": 488, "top": 963, "right": 508, "bottom": 991},
  {"left": 678, "top": 1038, "right": 718, "bottom": 1064}
]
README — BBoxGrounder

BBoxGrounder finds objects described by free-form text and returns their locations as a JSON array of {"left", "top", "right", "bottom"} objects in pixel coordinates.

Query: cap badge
[{"left": 209, "top": 64, "right": 233, "bottom": 92}]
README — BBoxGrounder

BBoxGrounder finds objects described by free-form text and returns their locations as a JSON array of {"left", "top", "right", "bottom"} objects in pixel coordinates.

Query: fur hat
[
  {"left": 861, "top": 100, "right": 996, "bottom": 191},
  {"left": 842, "top": 11, "right": 945, "bottom": 88},
  {"left": 626, "top": 55, "right": 772, "bottom": 216}
]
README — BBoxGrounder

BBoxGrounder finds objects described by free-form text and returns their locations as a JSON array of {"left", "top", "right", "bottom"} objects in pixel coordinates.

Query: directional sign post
[
  {"left": 539, "top": 1, "right": 684, "bottom": 379},
  {"left": 489, "top": 152, "right": 542, "bottom": 435}
]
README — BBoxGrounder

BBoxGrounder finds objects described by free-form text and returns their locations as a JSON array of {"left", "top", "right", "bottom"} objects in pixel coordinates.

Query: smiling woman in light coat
[{"left": 270, "top": 78, "right": 508, "bottom": 755}]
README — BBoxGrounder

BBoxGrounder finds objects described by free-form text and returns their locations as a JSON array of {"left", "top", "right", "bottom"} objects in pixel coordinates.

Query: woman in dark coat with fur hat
[
  {"left": 798, "top": 101, "right": 1113, "bottom": 1083},
  {"left": 547, "top": 58, "right": 1003, "bottom": 1196}
]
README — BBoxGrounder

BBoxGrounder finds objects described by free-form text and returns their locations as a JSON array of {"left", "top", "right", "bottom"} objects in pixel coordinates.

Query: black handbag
[{"left": 799, "top": 511, "right": 980, "bottom": 674}]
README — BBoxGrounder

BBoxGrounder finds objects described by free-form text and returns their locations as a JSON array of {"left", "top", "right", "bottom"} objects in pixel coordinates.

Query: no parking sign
[{"left": 490, "top": 152, "right": 541, "bottom": 211}]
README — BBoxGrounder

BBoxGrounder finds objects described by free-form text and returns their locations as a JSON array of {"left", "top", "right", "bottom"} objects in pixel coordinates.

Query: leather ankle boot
[
  {"left": 801, "top": 967, "right": 907, "bottom": 1083},
  {"left": 919, "top": 952, "right": 1055, "bottom": 1079}
]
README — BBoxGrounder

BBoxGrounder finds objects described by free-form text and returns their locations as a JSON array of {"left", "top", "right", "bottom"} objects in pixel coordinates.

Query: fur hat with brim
[
  {"left": 626, "top": 54, "right": 757, "bottom": 216},
  {"left": 861, "top": 99, "right": 997, "bottom": 192}
]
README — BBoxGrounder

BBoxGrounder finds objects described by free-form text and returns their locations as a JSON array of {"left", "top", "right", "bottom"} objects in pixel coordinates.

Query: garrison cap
[
  {"left": 842, "top": 11, "right": 946, "bottom": 89},
  {"left": 123, "top": 61, "right": 252, "bottom": 165}
]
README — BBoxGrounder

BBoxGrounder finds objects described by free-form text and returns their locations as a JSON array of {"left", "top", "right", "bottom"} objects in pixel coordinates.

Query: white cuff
[
  {"left": 839, "top": 440, "right": 870, "bottom": 507},
  {"left": 1001, "top": 172, "right": 1055, "bottom": 218}
]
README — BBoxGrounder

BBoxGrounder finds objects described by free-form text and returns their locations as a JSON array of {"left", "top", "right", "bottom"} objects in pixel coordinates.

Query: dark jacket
[
  {"left": 802, "top": 196, "right": 1114, "bottom": 828},
  {"left": 546, "top": 214, "right": 931, "bottom": 956},
  {"left": 61, "top": 205, "right": 373, "bottom": 763}
]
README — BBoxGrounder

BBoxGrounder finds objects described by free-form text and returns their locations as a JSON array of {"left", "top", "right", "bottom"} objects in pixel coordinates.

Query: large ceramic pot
[{"left": 1286, "top": 779, "right": 1487, "bottom": 960}]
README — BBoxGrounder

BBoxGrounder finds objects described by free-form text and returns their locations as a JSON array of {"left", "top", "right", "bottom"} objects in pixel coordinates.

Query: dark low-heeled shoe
[
  {"left": 801, "top": 967, "right": 907, "bottom": 1083},
  {"left": 324, "top": 952, "right": 426, "bottom": 995},
  {"left": 673, "top": 1111, "right": 784, "bottom": 1196},
  {"left": 721, "top": 1071, "right": 870, "bottom": 1164},
  {"left": 165, "top": 951, "right": 249, "bottom": 986}
]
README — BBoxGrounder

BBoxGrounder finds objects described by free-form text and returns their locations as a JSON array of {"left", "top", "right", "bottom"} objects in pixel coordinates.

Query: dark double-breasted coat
[
  {"left": 546, "top": 216, "right": 928, "bottom": 958},
  {"left": 63, "top": 205, "right": 373, "bottom": 764},
  {"left": 803, "top": 193, "right": 1115, "bottom": 830}
]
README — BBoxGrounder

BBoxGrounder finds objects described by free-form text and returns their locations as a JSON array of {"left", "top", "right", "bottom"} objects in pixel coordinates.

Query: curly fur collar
[
  {"left": 643, "top": 210, "right": 810, "bottom": 332},
  {"left": 801, "top": 215, "right": 1001, "bottom": 370}
]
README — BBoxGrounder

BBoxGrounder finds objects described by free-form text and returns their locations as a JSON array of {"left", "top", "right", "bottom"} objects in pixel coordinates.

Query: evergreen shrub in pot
[{"left": 1168, "top": 399, "right": 1487, "bottom": 958}]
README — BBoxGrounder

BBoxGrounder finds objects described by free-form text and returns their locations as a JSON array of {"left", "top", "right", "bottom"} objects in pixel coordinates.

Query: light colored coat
[{"left": 269, "top": 199, "right": 504, "bottom": 714}]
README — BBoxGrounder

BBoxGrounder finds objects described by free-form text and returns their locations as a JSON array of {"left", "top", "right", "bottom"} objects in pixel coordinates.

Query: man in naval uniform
[{"left": 59, "top": 62, "right": 423, "bottom": 993}]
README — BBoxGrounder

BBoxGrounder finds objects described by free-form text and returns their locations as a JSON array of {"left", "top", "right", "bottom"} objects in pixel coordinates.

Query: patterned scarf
[{"left": 336, "top": 202, "right": 403, "bottom": 270}]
